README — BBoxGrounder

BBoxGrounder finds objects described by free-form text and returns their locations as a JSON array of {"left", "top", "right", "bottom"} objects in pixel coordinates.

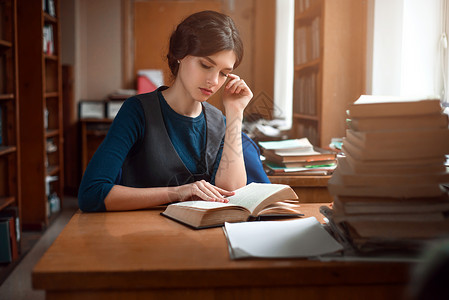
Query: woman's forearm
[
  {"left": 104, "top": 185, "right": 181, "bottom": 211},
  {"left": 214, "top": 111, "right": 247, "bottom": 190}
]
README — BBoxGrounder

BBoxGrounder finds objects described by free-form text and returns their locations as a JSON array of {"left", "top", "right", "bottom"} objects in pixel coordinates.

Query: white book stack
[{"left": 323, "top": 95, "right": 449, "bottom": 252}]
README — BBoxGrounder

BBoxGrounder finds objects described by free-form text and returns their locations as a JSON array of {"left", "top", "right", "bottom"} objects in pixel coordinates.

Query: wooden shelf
[
  {"left": 47, "top": 165, "right": 60, "bottom": 176},
  {"left": 0, "top": 39, "right": 12, "bottom": 48},
  {"left": 86, "top": 130, "right": 109, "bottom": 137},
  {"left": 45, "top": 129, "right": 60, "bottom": 138},
  {"left": 80, "top": 118, "right": 113, "bottom": 123},
  {"left": 43, "top": 12, "right": 57, "bottom": 23},
  {"left": 293, "top": 113, "right": 319, "bottom": 121},
  {"left": 0, "top": 146, "right": 17, "bottom": 156},
  {"left": 294, "top": 59, "right": 320, "bottom": 73},
  {"left": 0, "top": 0, "right": 22, "bottom": 268},
  {"left": 18, "top": 0, "right": 64, "bottom": 229},
  {"left": 45, "top": 92, "right": 59, "bottom": 98},
  {"left": 295, "top": 0, "right": 322, "bottom": 24},
  {"left": 44, "top": 54, "right": 58, "bottom": 61},
  {"left": 292, "top": 0, "right": 367, "bottom": 147},
  {"left": 0, "top": 197, "right": 15, "bottom": 212},
  {"left": 0, "top": 94, "right": 14, "bottom": 101}
]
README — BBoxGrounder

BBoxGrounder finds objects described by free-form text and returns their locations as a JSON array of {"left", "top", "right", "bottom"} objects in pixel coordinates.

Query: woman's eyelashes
[
  {"left": 199, "top": 62, "right": 229, "bottom": 78},
  {"left": 200, "top": 62, "right": 211, "bottom": 70}
]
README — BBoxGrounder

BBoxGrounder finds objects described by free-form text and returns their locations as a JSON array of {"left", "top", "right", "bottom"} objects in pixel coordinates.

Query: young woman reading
[{"left": 78, "top": 10, "right": 269, "bottom": 212}]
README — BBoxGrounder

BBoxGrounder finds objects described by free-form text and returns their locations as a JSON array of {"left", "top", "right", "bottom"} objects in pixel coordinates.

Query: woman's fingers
[
  {"left": 225, "top": 75, "right": 250, "bottom": 95},
  {"left": 192, "top": 180, "right": 229, "bottom": 203},
  {"left": 203, "top": 181, "right": 227, "bottom": 199},
  {"left": 226, "top": 80, "right": 240, "bottom": 91},
  {"left": 197, "top": 180, "right": 223, "bottom": 201},
  {"left": 213, "top": 186, "right": 235, "bottom": 196}
]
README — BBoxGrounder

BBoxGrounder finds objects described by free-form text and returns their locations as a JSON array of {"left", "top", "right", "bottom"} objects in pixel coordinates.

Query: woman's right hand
[{"left": 174, "top": 180, "right": 234, "bottom": 203}]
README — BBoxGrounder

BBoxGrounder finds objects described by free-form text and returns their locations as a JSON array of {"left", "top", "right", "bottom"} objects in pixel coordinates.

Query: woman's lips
[{"left": 199, "top": 88, "right": 213, "bottom": 96}]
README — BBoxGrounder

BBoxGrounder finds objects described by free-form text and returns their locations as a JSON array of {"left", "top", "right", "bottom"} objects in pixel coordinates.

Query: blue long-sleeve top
[{"left": 78, "top": 91, "right": 269, "bottom": 212}]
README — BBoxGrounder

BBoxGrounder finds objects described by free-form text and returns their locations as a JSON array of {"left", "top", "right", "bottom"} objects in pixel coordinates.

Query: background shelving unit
[
  {"left": 292, "top": 0, "right": 367, "bottom": 147},
  {"left": 80, "top": 118, "right": 112, "bottom": 174},
  {"left": 17, "top": 0, "right": 63, "bottom": 230},
  {"left": 0, "top": 0, "right": 21, "bottom": 256}
]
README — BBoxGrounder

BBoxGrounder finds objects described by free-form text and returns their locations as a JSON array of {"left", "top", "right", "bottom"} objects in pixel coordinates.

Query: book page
[
  {"left": 169, "top": 201, "right": 241, "bottom": 210},
  {"left": 226, "top": 183, "right": 289, "bottom": 214}
]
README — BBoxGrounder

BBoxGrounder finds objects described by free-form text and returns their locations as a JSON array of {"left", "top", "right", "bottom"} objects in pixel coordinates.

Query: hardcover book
[
  {"left": 162, "top": 183, "right": 300, "bottom": 229},
  {"left": 347, "top": 95, "right": 442, "bottom": 118}
]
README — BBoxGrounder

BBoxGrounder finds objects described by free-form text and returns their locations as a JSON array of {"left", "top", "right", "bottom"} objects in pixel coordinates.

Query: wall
[
  {"left": 371, "top": 0, "right": 404, "bottom": 95},
  {"left": 370, "top": 0, "right": 443, "bottom": 97},
  {"left": 78, "top": 0, "right": 122, "bottom": 100},
  {"left": 61, "top": 0, "right": 275, "bottom": 110},
  {"left": 400, "top": 0, "right": 442, "bottom": 97}
]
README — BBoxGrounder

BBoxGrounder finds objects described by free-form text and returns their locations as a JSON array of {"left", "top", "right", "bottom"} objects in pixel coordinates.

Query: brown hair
[{"left": 167, "top": 10, "right": 243, "bottom": 77}]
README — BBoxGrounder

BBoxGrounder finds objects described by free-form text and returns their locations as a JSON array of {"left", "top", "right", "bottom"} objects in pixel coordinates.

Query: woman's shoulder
[
  {"left": 119, "top": 96, "right": 144, "bottom": 116},
  {"left": 111, "top": 96, "right": 145, "bottom": 134}
]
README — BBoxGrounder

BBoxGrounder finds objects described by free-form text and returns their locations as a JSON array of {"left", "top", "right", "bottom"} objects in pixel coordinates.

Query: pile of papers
[{"left": 223, "top": 217, "right": 343, "bottom": 259}]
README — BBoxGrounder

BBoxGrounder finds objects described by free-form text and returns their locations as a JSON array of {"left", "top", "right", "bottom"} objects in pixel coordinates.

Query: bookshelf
[
  {"left": 17, "top": 0, "right": 63, "bottom": 229},
  {"left": 0, "top": 0, "right": 21, "bottom": 256},
  {"left": 80, "top": 118, "right": 112, "bottom": 174},
  {"left": 292, "top": 0, "right": 367, "bottom": 147}
]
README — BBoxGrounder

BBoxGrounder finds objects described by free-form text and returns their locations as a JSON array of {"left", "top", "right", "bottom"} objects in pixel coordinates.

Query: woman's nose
[{"left": 207, "top": 72, "right": 219, "bottom": 86}]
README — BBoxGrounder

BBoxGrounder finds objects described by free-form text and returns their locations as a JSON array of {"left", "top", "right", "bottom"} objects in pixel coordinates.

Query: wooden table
[
  {"left": 33, "top": 204, "right": 411, "bottom": 300},
  {"left": 269, "top": 175, "right": 333, "bottom": 203}
]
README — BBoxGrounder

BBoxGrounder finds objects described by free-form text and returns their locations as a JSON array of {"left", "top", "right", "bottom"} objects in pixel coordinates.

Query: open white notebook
[{"left": 223, "top": 217, "right": 343, "bottom": 259}]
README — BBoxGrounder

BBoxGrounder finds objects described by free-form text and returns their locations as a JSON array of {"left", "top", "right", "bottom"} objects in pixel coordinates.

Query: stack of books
[
  {"left": 323, "top": 95, "right": 449, "bottom": 252},
  {"left": 259, "top": 138, "right": 337, "bottom": 176}
]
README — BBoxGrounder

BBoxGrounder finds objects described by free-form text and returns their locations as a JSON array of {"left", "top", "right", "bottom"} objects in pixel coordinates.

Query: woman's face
[{"left": 177, "top": 49, "right": 236, "bottom": 102}]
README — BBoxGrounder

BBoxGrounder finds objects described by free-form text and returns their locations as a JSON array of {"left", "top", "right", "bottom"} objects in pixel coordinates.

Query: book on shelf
[
  {"left": 0, "top": 106, "right": 2, "bottom": 145},
  {"left": 347, "top": 113, "right": 448, "bottom": 132},
  {"left": 263, "top": 146, "right": 337, "bottom": 164},
  {"left": 0, "top": 57, "right": 4, "bottom": 94},
  {"left": 161, "top": 183, "right": 300, "bottom": 229},
  {"left": 79, "top": 100, "right": 105, "bottom": 119},
  {"left": 43, "top": 24, "right": 54, "bottom": 55},
  {"left": 293, "top": 72, "right": 317, "bottom": 115},
  {"left": 264, "top": 159, "right": 337, "bottom": 169},
  {"left": 0, "top": 216, "right": 19, "bottom": 263},
  {"left": 264, "top": 161, "right": 336, "bottom": 176},
  {"left": 0, "top": 207, "right": 20, "bottom": 244},
  {"left": 0, "top": 218, "right": 12, "bottom": 263},
  {"left": 106, "top": 100, "right": 125, "bottom": 119},
  {"left": 347, "top": 95, "right": 443, "bottom": 118},
  {"left": 259, "top": 138, "right": 314, "bottom": 154},
  {"left": 44, "top": 0, "right": 56, "bottom": 17}
]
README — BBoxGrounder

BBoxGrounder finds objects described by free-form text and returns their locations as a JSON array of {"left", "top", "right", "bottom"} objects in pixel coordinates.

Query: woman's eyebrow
[{"left": 204, "top": 57, "right": 233, "bottom": 71}]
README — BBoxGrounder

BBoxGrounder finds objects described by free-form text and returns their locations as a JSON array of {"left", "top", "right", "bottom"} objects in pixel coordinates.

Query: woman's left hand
[{"left": 222, "top": 74, "right": 253, "bottom": 114}]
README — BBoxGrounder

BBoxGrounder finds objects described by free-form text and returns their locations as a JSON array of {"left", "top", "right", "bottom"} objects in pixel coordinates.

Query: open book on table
[{"left": 161, "top": 183, "right": 300, "bottom": 229}]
